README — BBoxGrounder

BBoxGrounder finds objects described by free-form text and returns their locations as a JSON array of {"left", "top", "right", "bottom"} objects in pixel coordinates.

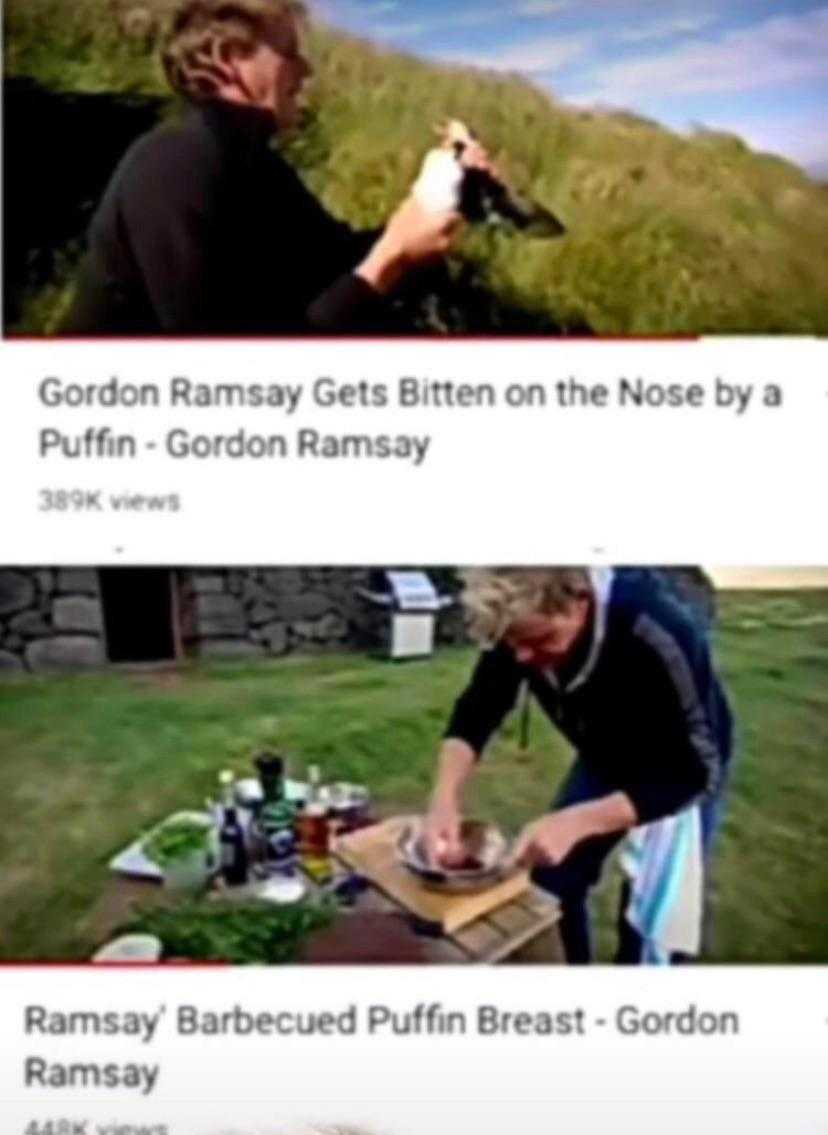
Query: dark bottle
[
  {"left": 255, "top": 751, "right": 285, "bottom": 804},
  {"left": 219, "top": 805, "right": 248, "bottom": 886}
]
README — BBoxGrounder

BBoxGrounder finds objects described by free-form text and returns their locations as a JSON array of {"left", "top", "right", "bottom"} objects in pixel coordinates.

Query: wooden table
[
  {"left": 329, "top": 817, "right": 563, "bottom": 963},
  {"left": 90, "top": 833, "right": 563, "bottom": 965},
  {"left": 90, "top": 870, "right": 563, "bottom": 964},
  {"left": 322, "top": 879, "right": 564, "bottom": 964}
]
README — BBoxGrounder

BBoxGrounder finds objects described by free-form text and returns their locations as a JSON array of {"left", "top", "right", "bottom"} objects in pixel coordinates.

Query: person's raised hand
[
  {"left": 387, "top": 195, "right": 462, "bottom": 261},
  {"left": 356, "top": 196, "right": 462, "bottom": 294}
]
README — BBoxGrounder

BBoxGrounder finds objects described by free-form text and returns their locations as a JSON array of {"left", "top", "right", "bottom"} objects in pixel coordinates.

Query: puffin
[{"left": 413, "top": 119, "right": 566, "bottom": 238}]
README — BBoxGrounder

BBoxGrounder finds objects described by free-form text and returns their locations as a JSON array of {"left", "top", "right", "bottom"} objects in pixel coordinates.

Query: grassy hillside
[{"left": 6, "top": 0, "right": 828, "bottom": 333}]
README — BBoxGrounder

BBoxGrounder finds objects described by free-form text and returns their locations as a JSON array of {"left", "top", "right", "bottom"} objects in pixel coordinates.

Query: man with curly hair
[
  {"left": 64, "top": 0, "right": 463, "bottom": 334},
  {"left": 425, "top": 567, "right": 733, "bottom": 964}
]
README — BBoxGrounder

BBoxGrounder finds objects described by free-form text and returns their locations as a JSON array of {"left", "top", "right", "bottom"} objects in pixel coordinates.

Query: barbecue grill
[{"left": 356, "top": 570, "right": 454, "bottom": 659}]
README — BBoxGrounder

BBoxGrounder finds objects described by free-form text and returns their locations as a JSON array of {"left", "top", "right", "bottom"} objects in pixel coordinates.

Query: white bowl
[{"left": 92, "top": 934, "right": 163, "bottom": 963}]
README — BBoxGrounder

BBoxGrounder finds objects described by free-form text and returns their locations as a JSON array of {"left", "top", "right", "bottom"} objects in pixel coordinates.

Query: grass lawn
[{"left": 0, "top": 589, "right": 826, "bottom": 962}]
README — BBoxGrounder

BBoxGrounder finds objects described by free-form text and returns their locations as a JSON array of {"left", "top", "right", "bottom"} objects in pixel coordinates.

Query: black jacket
[
  {"left": 62, "top": 100, "right": 392, "bottom": 335},
  {"left": 445, "top": 568, "right": 733, "bottom": 823}
]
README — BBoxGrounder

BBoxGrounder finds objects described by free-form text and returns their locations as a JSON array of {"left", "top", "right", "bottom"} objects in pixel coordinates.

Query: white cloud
[
  {"left": 373, "top": 19, "right": 428, "bottom": 37},
  {"left": 515, "top": 1, "right": 571, "bottom": 16},
  {"left": 371, "top": 0, "right": 577, "bottom": 41},
  {"left": 615, "top": 13, "right": 717, "bottom": 44},
  {"left": 375, "top": 6, "right": 509, "bottom": 40},
  {"left": 577, "top": 6, "right": 828, "bottom": 100},
  {"left": 437, "top": 33, "right": 587, "bottom": 74}
]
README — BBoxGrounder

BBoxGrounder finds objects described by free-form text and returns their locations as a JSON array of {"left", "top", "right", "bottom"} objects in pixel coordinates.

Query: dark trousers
[
  {"left": 531, "top": 761, "right": 626, "bottom": 964},
  {"left": 532, "top": 759, "right": 728, "bottom": 964}
]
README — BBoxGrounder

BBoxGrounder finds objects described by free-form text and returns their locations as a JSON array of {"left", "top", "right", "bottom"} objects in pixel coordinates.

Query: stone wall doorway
[{"left": 99, "top": 568, "right": 180, "bottom": 664}]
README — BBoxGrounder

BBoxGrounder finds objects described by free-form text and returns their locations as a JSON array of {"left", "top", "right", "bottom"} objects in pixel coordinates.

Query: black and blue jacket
[{"left": 445, "top": 568, "right": 733, "bottom": 824}]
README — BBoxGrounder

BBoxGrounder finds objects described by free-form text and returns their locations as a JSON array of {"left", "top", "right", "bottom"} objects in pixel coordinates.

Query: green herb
[
  {"left": 118, "top": 899, "right": 334, "bottom": 964},
  {"left": 143, "top": 818, "right": 213, "bottom": 868}
]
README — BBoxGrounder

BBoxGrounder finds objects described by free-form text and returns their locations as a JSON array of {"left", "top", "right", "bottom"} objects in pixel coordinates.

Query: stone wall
[
  {"left": 0, "top": 566, "right": 716, "bottom": 674},
  {"left": 182, "top": 567, "right": 465, "bottom": 658},
  {"left": 0, "top": 567, "right": 465, "bottom": 673},
  {"left": 0, "top": 568, "right": 105, "bottom": 673}
]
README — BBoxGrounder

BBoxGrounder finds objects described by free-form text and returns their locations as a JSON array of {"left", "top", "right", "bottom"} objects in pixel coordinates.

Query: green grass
[
  {"left": 0, "top": 590, "right": 826, "bottom": 962},
  {"left": 5, "top": 0, "right": 828, "bottom": 333}
]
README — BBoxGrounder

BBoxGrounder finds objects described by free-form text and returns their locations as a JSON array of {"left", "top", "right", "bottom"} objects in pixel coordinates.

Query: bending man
[{"left": 425, "top": 567, "right": 733, "bottom": 964}]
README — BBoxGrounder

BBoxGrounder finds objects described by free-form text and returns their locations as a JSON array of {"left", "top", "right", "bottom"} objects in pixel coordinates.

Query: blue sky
[{"left": 314, "top": 1, "right": 828, "bottom": 175}]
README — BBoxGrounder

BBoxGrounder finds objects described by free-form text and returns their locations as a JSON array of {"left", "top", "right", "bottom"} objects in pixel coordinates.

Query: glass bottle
[
  {"left": 297, "top": 764, "right": 332, "bottom": 881},
  {"left": 255, "top": 751, "right": 285, "bottom": 804},
  {"left": 219, "top": 804, "right": 248, "bottom": 886}
]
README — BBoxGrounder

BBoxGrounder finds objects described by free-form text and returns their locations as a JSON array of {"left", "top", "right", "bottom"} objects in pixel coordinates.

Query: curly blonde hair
[
  {"left": 460, "top": 567, "right": 592, "bottom": 645},
  {"left": 162, "top": 0, "right": 306, "bottom": 100}
]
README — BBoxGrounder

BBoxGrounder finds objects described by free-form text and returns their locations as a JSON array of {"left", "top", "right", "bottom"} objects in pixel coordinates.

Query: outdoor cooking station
[{"left": 93, "top": 813, "right": 562, "bottom": 965}]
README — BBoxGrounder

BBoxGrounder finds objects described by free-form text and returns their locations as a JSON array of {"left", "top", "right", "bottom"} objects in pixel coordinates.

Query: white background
[
  {"left": 0, "top": 966, "right": 826, "bottom": 1134},
  {"left": 1, "top": 334, "right": 827, "bottom": 1131},
  {"left": 1, "top": 336, "right": 827, "bottom": 564}
]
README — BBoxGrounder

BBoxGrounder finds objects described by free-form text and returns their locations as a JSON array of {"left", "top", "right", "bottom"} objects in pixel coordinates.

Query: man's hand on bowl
[{"left": 423, "top": 797, "right": 465, "bottom": 869}]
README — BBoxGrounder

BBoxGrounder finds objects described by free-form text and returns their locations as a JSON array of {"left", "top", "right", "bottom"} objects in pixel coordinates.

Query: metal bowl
[{"left": 397, "top": 818, "right": 509, "bottom": 893}]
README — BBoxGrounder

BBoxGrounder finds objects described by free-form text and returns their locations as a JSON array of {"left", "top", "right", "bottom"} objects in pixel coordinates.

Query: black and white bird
[{"left": 412, "top": 119, "right": 566, "bottom": 238}]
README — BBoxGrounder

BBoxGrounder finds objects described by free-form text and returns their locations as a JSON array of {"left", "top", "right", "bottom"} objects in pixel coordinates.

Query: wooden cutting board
[{"left": 333, "top": 816, "right": 530, "bottom": 934}]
